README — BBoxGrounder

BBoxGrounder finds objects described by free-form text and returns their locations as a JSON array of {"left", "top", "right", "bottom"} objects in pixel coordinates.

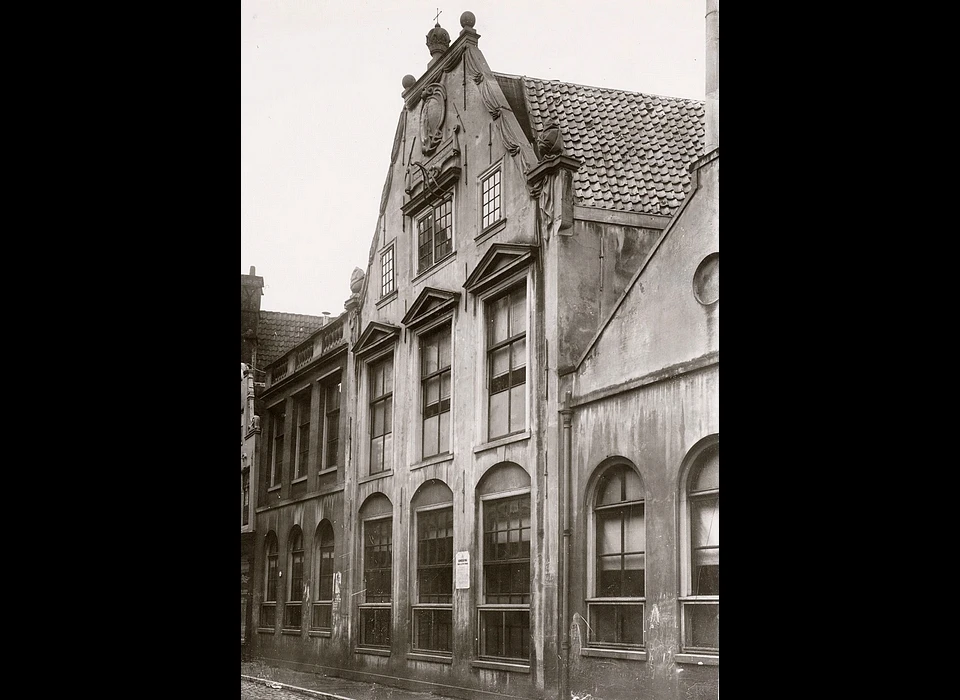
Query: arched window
[
  {"left": 284, "top": 526, "right": 304, "bottom": 630},
  {"left": 587, "top": 462, "right": 645, "bottom": 648},
  {"left": 477, "top": 462, "right": 531, "bottom": 662},
  {"left": 261, "top": 532, "right": 279, "bottom": 628},
  {"left": 358, "top": 493, "right": 393, "bottom": 649},
  {"left": 680, "top": 439, "right": 719, "bottom": 654},
  {"left": 312, "top": 520, "right": 335, "bottom": 632},
  {"left": 411, "top": 479, "right": 454, "bottom": 655}
]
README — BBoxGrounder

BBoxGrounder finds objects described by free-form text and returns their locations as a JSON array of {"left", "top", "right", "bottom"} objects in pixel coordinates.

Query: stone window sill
[
  {"left": 411, "top": 452, "right": 454, "bottom": 470},
  {"left": 473, "top": 431, "right": 531, "bottom": 454},
  {"left": 407, "top": 652, "right": 453, "bottom": 664},
  {"left": 355, "top": 647, "right": 391, "bottom": 657},
  {"left": 471, "top": 659, "right": 530, "bottom": 674},
  {"left": 359, "top": 470, "right": 394, "bottom": 484},
  {"left": 580, "top": 647, "right": 646, "bottom": 661},
  {"left": 675, "top": 653, "right": 719, "bottom": 666}
]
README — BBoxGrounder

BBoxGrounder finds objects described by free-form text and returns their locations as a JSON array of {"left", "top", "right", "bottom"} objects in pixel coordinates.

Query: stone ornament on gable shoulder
[
  {"left": 420, "top": 83, "right": 447, "bottom": 156},
  {"left": 537, "top": 118, "right": 564, "bottom": 160}
]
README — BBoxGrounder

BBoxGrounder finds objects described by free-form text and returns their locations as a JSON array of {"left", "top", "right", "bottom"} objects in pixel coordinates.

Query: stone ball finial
[
  {"left": 349, "top": 267, "right": 366, "bottom": 294},
  {"left": 402, "top": 74, "right": 416, "bottom": 90},
  {"left": 426, "top": 23, "right": 450, "bottom": 56},
  {"left": 460, "top": 11, "right": 476, "bottom": 29}
]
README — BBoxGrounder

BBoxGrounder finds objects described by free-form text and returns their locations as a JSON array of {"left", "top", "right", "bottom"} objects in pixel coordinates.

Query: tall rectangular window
[
  {"left": 369, "top": 356, "right": 394, "bottom": 474},
  {"left": 312, "top": 523, "right": 335, "bottom": 631},
  {"left": 481, "top": 168, "right": 502, "bottom": 230},
  {"left": 360, "top": 517, "right": 393, "bottom": 647},
  {"left": 269, "top": 407, "right": 285, "bottom": 488},
  {"left": 479, "top": 494, "right": 531, "bottom": 661},
  {"left": 486, "top": 285, "right": 526, "bottom": 440},
  {"left": 285, "top": 529, "right": 304, "bottom": 629},
  {"left": 413, "top": 507, "right": 453, "bottom": 653},
  {"left": 417, "top": 198, "right": 453, "bottom": 273},
  {"left": 421, "top": 325, "right": 452, "bottom": 459},
  {"left": 262, "top": 535, "right": 279, "bottom": 628},
  {"left": 681, "top": 442, "right": 719, "bottom": 654},
  {"left": 241, "top": 470, "right": 250, "bottom": 526},
  {"left": 293, "top": 391, "right": 311, "bottom": 480},
  {"left": 323, "top": 379, "right": 341, "bottom": 470},
  {"left": 588, "top": 465, "right": 645, "bottom": 648},
  {"left": 381, "top": 245, "right": 395, "bottom": 297}
]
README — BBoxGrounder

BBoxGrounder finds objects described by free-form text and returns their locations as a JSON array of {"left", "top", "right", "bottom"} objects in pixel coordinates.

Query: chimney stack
[
  {"left": 241, "top": 267, "right": 265, "bottom": 365},
  {"left": 704, "top": 0, "right": 719, "bottom": 153}
]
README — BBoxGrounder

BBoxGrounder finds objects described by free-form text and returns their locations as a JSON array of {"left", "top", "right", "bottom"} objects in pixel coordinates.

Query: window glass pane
[
  {"left": 438, "top": 410, "right": 450, "bottom": 454},
  {"left": 693, "top": 562, "right": 719, "bottom": 596},
  {"left": 509, "top": 384, "right": 525, "bottom": 433},
  {"left": 491, "top": 346, "right": 510, "bottom": 383},
  {"left": 684, "top": 602, "right": 719, "bottom": 650},
  {"left": 592, "top": 605, "right": 618, "bottom": 643},
  {"left": 488, "top": 295, "right": 509, "bottom": 344},
  {"left": 383, "top": 432, "right": 393, "bottom": 469},
  {"left": 622, "top": 554, "right": 645, "bottom": 597},
  {"left": 692, "top": 445, "right": 719, "bottom": 492},
  {"left": 598, "top": 514, "right": 621, "bottom": 556},
  {"left": 510, "top": 288, "right": 526, "bottom": 337},
  {"left": 691, "top": 497, "right": 719, "bottom": 548},
  {"left": 370, "top": 436, "right": 383, "bottom": 472},
  {"left": 510, "top": 337, "right": 526, "bottom": 370},
  {"left": 424, "top": 376, "right": 440, "bottom": 406},
  {"left": 415, "top": 608, "right": 452, "bottom": 653},
  {"left": 422, "top": 335, "right": 438, "bottom": 375},
  {"left": 623, "top": 505, "right": 645, "bottom": 552},
  {"left": 423, "top": 415, "right": 439, "bottom": 458},
  {"left": 384, "top": 358, "right": 393, "bottom": 387},
  {"left": 623, "top": 468, "right": 642, "bottom": 501},
  {"left": 439, "top": 327, "right": 451, "bottom": 368},
  {"left": 489, "top": 392, "right": 508, "bottom": 438}
]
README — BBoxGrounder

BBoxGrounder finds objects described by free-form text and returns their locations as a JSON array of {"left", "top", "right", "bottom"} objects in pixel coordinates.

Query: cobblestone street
[{"left": 242, "top": 678, "right": 315, "bottom": 700}]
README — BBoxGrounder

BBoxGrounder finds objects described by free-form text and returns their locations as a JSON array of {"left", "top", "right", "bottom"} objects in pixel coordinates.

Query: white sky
[{"left": 241, "top": 0, "right": 707, "bottom": 317}]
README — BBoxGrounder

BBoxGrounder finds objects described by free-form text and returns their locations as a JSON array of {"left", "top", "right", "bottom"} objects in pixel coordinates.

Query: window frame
[
  {"left": 586, "top": 462, "right": 646, "bottom": 650},
  {"left": 479, "top": 163, "right": 503, "bottom": 233},
  {"left": 367, "top": 352, "right": 395, "bottom": 476},
  {"left": 380, "top": 243, "right": 396, "bottom": 298},
  {"left": 359, "top": 515, "right": 393, "bottom": 649},
  {"left": 261, "top": 532, "right": 279, "bottom": 629},
  {"left": 483, "top": 282, "right": 529, "bottom": 442},
  {"left": 292, "top": 390, "right": 312, "bottom": 481},
  {"left": 284, "top": 527, "right": 305, "bottom": 630},
  {"left": 268, "top": 403, "right": 286, "bottom": 489},
  {"left": 678, "top": 438, "right": 719, "bottom": 656},
  {"left": 312, "top": 520, "right": 335, "bottom": 633},
  {"left": 320, "top": 374, "right": 341, "bottom": 473},
  {"left": 412, "top": 503, "right": 454, "bottom": 655},
  {"left": 419, "top": 322, "right": 453, "bottom": 460},
  {"left": 477, "top": 488, "right": 532, "bottom": 663},
  {"left": 415, "top": 195, "right": 454, "bottom": 274}
]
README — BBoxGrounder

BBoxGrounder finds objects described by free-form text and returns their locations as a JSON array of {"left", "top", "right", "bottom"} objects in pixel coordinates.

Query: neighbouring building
[
  {"left": 246, "top": 5, "right": 718, "bottom": 699},
  {"left": 241, "top": 266, "right": 330, "bottom": 658}
]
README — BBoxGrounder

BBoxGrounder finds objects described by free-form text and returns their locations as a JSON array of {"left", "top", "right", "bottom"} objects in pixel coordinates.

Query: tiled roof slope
[
  {"left": 496, "top": 75, "right": 705, "bottom": 217},
  {"left": 257, "top": 311, "right": 326, "bottom": 368}
]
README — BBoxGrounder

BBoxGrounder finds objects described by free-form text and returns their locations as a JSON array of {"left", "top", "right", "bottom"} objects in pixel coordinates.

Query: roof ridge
[
  {"left": 260, "top": 310, "right": 327, "bottom": 320},
  {"left": 493, "top": 72, "right": 704, "bottom": 105}
]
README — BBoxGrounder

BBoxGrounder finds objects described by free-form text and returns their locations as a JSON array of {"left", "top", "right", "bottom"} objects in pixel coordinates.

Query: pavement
[{"left": 241, "top": 661, "right": 464, "bottom": 700}]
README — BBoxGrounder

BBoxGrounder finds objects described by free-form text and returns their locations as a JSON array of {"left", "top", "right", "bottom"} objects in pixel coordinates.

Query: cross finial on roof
[{"left": 433, "top": 8, "right": 442, "bottom": 24}]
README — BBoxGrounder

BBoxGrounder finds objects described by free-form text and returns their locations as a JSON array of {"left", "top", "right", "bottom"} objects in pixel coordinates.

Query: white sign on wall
[{"left": 455, "top": 551, "right": 470, "bottom": 589}]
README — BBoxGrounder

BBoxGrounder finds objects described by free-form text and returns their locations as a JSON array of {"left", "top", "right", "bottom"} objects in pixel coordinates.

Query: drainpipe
[{"left": 559, "top": 391, "right": 573, "bottom": 700}]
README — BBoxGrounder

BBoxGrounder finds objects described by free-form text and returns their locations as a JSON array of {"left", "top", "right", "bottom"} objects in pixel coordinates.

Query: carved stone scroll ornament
[{"left": 419, "top": 83, "right": 447, "bottom": 156}]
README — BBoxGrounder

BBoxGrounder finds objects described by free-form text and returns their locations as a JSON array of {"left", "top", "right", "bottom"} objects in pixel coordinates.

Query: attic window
[
  {"left": 417, "top": 197, "right": 453, "bottom": 273},
  {"left": 481, "top": 168, "right": 502, "bottom": 230}
]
